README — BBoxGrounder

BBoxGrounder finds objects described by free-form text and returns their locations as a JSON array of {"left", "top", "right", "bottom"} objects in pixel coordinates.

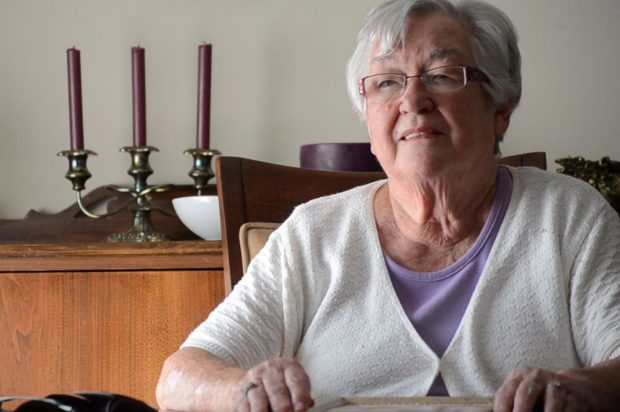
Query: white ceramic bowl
[{"left": 172, "top": 195, "right": 221, "bottom": 240}]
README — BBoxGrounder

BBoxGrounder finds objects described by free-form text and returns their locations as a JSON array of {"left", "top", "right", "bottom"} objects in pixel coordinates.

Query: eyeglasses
[
  {"left": 359, "top": 65, "right": 488, "bottom": 102},
  {"left": 0, "top": 392, "right": 156, "bottom": 412}
]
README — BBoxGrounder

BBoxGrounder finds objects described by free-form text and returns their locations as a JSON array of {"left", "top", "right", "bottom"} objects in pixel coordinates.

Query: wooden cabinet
[{"left": 0, "top": 241, "right": 225, "bottom": 406}]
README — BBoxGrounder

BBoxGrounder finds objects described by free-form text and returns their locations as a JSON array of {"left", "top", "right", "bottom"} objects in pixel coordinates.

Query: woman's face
[{"left": 365, "top": 13, "right": 510, "bottom": 182}]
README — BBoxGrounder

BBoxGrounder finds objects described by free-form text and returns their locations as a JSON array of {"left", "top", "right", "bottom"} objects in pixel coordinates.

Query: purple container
[{"left": 300, "top": 143, "right": 383, "bottom": 172}]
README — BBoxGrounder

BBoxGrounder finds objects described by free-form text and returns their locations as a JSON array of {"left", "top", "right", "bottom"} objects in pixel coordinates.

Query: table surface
[{"left": 311, "top": 397, "right": 493, "bottom": 412}]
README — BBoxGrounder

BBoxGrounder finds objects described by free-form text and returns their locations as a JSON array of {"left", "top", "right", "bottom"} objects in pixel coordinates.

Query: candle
[
  {"left": 66, "top": 47, "right": 84, "bottom": 150},
  {"left": 132, "top": 46, "right": 147, "bottom": 147},
  {"left": 196, "top": 44, "right": 212, "bottom": 149}
]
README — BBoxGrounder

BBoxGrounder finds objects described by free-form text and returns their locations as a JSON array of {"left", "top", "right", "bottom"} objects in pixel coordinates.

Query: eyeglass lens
[{"left": 362, "top": 65, "right": 470, "bottom": 100}]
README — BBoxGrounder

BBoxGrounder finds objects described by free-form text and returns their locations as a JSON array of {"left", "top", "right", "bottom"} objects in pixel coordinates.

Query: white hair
[{"left": 346, "top": 0, "right": 521, "bottom": 123}]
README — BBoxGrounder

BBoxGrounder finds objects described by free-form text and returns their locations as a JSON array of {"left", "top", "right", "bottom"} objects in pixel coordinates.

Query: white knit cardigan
[{"left": 183, "top": 167, "right": 620, "bottom": 404}]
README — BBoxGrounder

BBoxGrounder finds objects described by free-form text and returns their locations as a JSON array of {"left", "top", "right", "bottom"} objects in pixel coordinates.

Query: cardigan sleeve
[
  {"left": 569, "top": 203, "right": 620, "bottom": 365},
  {"left": 179, "top": 182, "right": 381, "bottom": 370},
  {"left": 181, "top": 225, "right": 304, "bottom": 368}
]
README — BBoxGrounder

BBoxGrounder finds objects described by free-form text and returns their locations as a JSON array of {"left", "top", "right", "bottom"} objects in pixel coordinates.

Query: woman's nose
[{"left": 399, "top": 77, "right": 434, "bottom": 114}]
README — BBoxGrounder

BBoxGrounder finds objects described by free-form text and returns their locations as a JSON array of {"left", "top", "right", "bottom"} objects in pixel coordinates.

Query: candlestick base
[
  {"left": 106, "top": 207, "right": 171, "bottom": 242},
  {"left": 184, "top": 148, "right": 221, "bottom": 195},
  {"left": 107, "top": 231, "right": 170, "bottom": 242}
]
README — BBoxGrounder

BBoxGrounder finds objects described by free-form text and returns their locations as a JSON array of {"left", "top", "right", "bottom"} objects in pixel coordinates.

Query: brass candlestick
[
  {"left": 184, "top": 148, "right": 221, "bottom": 195},
  {"left": 58, "top": 149, "right": 97, "bottom": 192},
  {"left": 58, "top": 146, "right": 174, "bottom": 242},
  {"left": 59, "top": 145, "right": 221, "bottom": 242}
]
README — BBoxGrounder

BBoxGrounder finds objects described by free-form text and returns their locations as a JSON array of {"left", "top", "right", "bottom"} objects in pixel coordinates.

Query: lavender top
[{"left": 385, "top": 166, "right": 513, "bottom": 395}]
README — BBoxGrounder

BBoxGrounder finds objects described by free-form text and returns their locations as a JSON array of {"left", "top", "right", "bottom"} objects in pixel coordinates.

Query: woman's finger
[
  {"left": 283, "top": 362, "right": 314, "bottom": 411},
  {"left": 245, "top": 380, "right": 271, "bottom": 412},
  {"left": 543, "top": 380, "right": 568, "bottom": 412},
  {"left": 512, "top": 372, "right": 547, "bottom": 412},
  {"left": 261, "top": 366, "right": 294, "bottom": 412},
  {"left": 235, "top": 358, "right": 312, "bottom": 412},
  {"left": 494, "top": 369, "right": 524, "bottom": 412}
]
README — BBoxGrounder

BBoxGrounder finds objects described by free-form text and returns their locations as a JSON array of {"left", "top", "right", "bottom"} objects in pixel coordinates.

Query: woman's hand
[
  {"left": 232, "top": 357, "right": 314, "bottom": 412},
  {"left": 494, "top": 360, "right": 620, "bottom": 411}
]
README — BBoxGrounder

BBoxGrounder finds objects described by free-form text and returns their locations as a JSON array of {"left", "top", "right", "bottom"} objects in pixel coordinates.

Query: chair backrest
[
  {"left": 216, "top": 156, "right": 386, "bottom": 293},
  {"left": 498, "top": 151, "right": 546, "bottom": 169},
  {"left": 216, "top": 152, "right": 546, "bottom": 293}
]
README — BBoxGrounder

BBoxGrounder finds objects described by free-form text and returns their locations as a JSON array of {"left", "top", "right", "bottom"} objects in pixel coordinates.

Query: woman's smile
[{"left": 398, "top": 127, "right": 443, "bottom": 141}]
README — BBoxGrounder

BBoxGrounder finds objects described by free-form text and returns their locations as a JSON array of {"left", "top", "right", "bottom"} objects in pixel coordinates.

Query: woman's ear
[{"left": 494, "top": 105, "right": 512, "bottom": 137}]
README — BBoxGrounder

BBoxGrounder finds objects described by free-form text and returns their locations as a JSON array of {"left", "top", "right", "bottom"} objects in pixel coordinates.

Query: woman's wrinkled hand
[
  {"left": 493, "top": 365, "right": 609, "bottom": 412},
  {"left": 232, "top": 357, "right": 314, "bottom": 412}
]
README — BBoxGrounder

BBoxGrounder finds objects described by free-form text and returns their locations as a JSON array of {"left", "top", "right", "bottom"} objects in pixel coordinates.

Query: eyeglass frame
[{"left": 358, "top": 65, "right": 489, "bottom": 101}]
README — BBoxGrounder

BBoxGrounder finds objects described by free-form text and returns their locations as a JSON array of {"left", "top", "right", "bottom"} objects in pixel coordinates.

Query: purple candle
[
  {"left": 66, "top": 47, "right": 84, "bottom": 150},
  {"left": 196, "top": 44, "right": 212, "bottom": 149},
  {"left": 131, "top": 46, "right": 147, "bottom": 147}
]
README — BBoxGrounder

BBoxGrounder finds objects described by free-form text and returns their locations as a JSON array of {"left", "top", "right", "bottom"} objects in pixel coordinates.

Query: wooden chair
[
  {"left": 216, "top": 152, "right": 546, "bottom": 293},
  {"left": 498, "top": 151, "right": 546, "bottom": 169}
]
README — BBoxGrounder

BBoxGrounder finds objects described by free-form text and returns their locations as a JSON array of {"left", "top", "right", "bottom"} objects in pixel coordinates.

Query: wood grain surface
[{"left": 0, "top": 242, "right": 225, "bottom": 407}]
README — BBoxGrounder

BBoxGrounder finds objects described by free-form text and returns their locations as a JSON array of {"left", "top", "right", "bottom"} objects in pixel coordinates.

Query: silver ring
[
  {"left": 550, "top": 380, "right": 566, "bottom": 392},
  {"left": 243, "top": 382, "right": 259, "bottom": 398}
]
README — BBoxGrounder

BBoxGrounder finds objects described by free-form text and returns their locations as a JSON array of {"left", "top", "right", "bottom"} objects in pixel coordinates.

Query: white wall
[{"left": 0, "top": 0, "right": 618, "bottom": 219}]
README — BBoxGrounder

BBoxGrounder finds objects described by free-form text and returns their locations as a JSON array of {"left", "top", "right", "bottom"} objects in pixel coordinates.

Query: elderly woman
[{"left": 157, "top": 0, "right": 620, "bottom": 411}]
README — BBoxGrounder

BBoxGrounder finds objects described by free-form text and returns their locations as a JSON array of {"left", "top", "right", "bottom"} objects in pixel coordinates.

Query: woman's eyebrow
[
  {"left": 371, "top": 47, "right": 464, "bottom": 64},
  {"left": 428, "top": 47, "right": 464, "bottom": 62},
  {"left": 369, "top": 55, "right": 402, "bottom": 72},
  {"left": 371, "top": 54, "right": 396, "bottom": 64},
  {"left": 368, "top": 47, "right": 464, "bottom": 73}
]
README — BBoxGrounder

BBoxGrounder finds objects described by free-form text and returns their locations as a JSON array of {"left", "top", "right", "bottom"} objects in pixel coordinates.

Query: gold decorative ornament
[{"left": 556, "top": 156, "right": 620, "bottom": 214}]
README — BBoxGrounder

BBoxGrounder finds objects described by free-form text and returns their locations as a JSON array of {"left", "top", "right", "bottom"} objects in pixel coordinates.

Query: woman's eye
[
  {"left": 377, "top": 79, "right": 400, "bottom": 89},
  {"left": 430, "top": 73, "right": 453, "bottom": 82},
  {"left": 425, "top": 68, "right": 463, "bottom": 84}
]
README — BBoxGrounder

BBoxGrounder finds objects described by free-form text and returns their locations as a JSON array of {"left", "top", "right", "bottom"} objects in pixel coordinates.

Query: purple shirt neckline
[
  {"left": 385, "top": 167, "right": 512, "bottom": 281},
  {"left": 384, "top": 167, "right": 513, "bottom": 396}
]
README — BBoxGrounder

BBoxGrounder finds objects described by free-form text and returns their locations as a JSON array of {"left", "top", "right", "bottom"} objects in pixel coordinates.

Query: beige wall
[{"left": 0, "top": 0, "right": 618, "bottom": 219}]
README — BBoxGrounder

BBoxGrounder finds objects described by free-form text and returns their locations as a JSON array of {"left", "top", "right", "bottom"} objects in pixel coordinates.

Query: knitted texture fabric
[{"left": 183, "top": 167, "right": 620, "bottom": 404}]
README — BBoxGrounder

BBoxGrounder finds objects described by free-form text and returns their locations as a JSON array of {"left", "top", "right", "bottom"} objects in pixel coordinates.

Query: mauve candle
[
  {"left": 132, "top": 46, "right": 147, "bottom": 147},
  {"left": 67, "top": 47, "right": 84, "bottom": 150},
  {"left": 196, "top": 44, "right": 212, "bottom": 149}
]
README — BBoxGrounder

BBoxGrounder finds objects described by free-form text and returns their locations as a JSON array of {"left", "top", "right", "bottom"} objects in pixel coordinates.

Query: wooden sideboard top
[
  {"left": 0, "top": 184, "right": 216, "bottom": 244},
  {"left": 0, "top": 240, "right": 223, "bottom": 272},
  {"left": 0, "top": 185, "right": 225, "bottom": 272}
]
